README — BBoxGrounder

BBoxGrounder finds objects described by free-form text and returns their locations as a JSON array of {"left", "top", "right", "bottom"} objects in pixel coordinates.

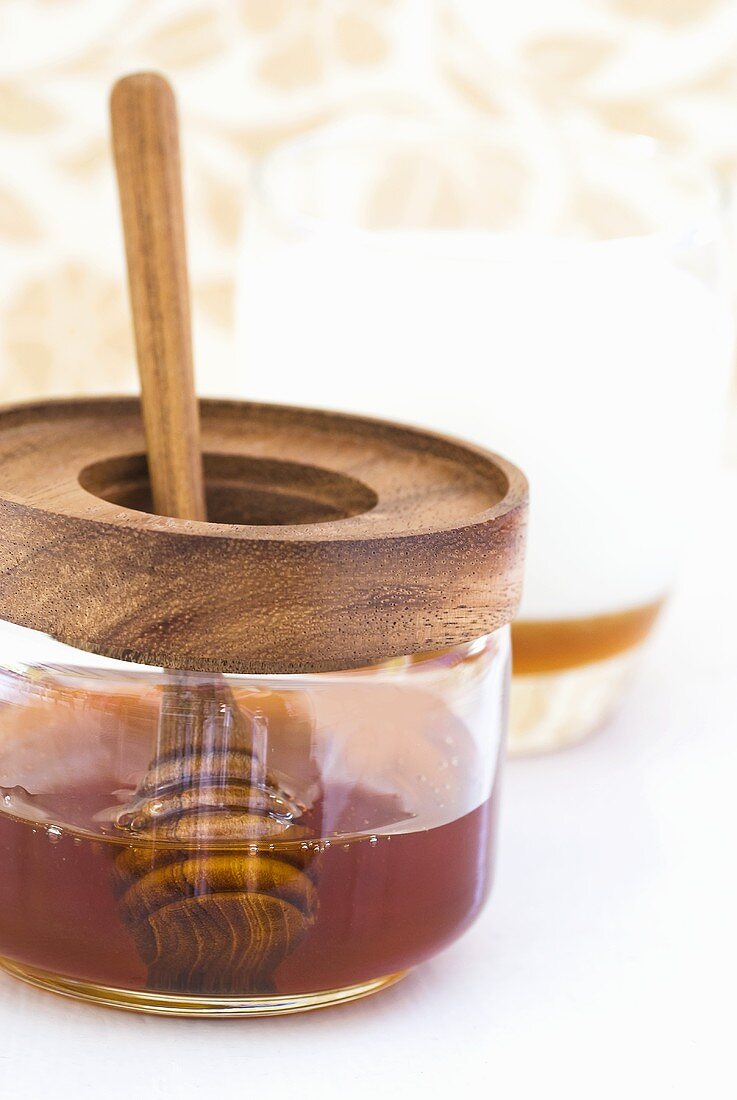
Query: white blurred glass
[{"left": 235, "top": 116, "right": 734, "bottom": 755}]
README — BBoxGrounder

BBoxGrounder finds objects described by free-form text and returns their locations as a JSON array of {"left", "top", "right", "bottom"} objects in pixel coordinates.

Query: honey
[
  {"left": 0, "top": 627, "right": 509, "bottom": 1012},
  {"left": 0, "top": 779, "right": 498, "bottom": 999},
  {"left": 511, "top": 598, "right": 665, "bottom": 675}
]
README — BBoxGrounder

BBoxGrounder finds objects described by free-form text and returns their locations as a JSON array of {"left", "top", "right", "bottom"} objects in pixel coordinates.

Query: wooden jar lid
[{"left": 0, "top": 397, "right": 527, "bottom": 674}]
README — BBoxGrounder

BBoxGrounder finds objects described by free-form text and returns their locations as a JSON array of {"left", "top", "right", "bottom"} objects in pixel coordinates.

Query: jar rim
[{"left": 0, "top": 616, "right": 503, "bottom": 687}]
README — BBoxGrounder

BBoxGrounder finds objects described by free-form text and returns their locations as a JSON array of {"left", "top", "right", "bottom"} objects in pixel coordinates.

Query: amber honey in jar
[{"left": 0, "top": 626, "right": 509, "bottom": 1012}]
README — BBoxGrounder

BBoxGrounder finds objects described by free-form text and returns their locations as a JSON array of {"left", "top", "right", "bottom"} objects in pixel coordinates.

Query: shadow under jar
[{"left": 0, "top": 397, "right": 526, "bottom": 1016}]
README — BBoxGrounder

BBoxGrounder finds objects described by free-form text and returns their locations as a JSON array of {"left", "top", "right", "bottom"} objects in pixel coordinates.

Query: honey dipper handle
[{"left": 111, "top": 72, "right": 206, "bottom": 522}]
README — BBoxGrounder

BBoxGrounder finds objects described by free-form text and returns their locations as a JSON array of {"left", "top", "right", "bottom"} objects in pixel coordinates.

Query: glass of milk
[{"left": 235, "top": 115, "right": 734, "bottom": 755}]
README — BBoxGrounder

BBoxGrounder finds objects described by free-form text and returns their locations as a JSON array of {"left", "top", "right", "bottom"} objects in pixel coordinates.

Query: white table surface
[{"left": 2, "top": 470, "right": 735, "bottom": 1100}]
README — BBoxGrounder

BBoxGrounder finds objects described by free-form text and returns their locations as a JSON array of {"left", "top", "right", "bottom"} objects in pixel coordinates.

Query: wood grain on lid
[{"left": 0, "top": 396, "right": 527, "bottom": 673}]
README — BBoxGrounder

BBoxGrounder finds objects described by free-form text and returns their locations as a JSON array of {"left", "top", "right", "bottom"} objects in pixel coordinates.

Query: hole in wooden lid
[{"left": 79, "top": 452, "right": 378, "bottom": 525}]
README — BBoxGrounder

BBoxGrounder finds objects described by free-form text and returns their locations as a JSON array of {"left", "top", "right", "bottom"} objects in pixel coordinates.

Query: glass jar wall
[{"left": 0, "top": 620, "right": 509, "bottom": 1016}]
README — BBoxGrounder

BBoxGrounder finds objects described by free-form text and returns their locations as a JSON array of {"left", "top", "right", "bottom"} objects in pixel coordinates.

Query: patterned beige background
[{"left": 1, "top": 0, "right": 737, "bottom": 405}]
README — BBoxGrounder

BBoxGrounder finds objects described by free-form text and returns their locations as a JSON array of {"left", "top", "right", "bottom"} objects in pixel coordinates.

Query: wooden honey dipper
[{"left": 110, "top": 72, "right": 317, "bottom": 995}]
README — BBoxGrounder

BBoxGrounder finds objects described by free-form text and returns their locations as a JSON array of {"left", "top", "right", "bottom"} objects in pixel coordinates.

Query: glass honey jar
[{"left": 0, "top": 396, "right": 526, "bottom": 1016}]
